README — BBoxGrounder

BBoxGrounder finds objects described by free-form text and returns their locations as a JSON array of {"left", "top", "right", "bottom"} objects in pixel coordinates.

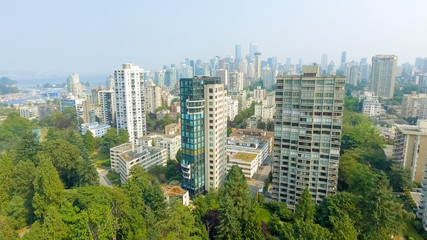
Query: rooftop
[
  {"left": 231, "top": 152, "right": 258, "bottom": 163},
  {"left": 161, "top": 185, "right": 187, "bottom": 197}
]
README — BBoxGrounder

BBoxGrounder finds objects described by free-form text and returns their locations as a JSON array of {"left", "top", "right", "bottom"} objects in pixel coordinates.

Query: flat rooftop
[
  {"left": 232, "top": 152, "right": 257, "bottom": 163},
  {"left": 161, "top": 185, "right": 187, "bottom": 197}
]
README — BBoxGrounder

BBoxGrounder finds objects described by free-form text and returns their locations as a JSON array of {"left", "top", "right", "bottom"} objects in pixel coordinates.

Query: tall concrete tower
[{"left": 114, "top": 63, "right": 147, "bottom": 143}]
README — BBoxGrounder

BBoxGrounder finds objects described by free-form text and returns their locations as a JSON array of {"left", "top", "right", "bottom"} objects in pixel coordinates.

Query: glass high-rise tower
[{"left": 180, "top": 76, "right": 227, "bottom": 197}]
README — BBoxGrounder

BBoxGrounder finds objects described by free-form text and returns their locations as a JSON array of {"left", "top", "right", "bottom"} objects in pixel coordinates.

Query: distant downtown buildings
[
  {"left": 272, "top": 65, "right": 345, "bottom": 209},
  {"left": 180, "top": 76, "right": 227, "bottom": 196}
]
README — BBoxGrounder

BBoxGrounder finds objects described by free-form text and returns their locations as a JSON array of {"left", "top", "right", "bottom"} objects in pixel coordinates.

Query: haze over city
[{"left": 1, "top": 0, "right": 427, "bottom": 77}]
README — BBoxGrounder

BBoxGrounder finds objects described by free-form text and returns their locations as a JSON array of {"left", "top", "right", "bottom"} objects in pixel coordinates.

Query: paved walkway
[
  {"left": 247, "top": 156, "right": 272, "bottom": 197},
  {"left": 97, "top": 168, "right": 112, "bottom": 187}
]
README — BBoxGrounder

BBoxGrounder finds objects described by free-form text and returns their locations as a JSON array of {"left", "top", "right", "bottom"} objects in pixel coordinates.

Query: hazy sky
[{"left": 1, "top": 0, "right": 427, "bottom": 75}]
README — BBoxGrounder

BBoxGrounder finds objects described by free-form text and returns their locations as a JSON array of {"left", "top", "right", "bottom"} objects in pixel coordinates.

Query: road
[
  {"left": 247, "top": 156, "right": 272, "bottom": 197},
  {"left": 97, "top": 168, "right": 112, "bottom": 187}
]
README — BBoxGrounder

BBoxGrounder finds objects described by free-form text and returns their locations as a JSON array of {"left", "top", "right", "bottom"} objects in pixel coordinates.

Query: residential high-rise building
[
  {"left": 180, "top": 76, "right": 227, "bottom": 197},
  {"left": 145, "top": 82, "right": 162, "bottom": 113},
  {"left": 213, "top": 69, "right": 228, "bottom": 86},
  {"left": 98, "top": 90, "right": 115, "bottom": 126},
  {"left": 228, "top": 71, "right": 244, "bottom": 91},
  {"left": 67, "top": 73, "right": 83, "bottom": 97},
  {"left": 106, "top": 75, "right": 115, "bottom": 90},
  {"left": 254, "top": 52, "right": 262, "bottom": 81},
  {"left": 345, "top": 61, "right": 359, "bottom": 86},
  {"left": 370, "top": 55, "right": 398, "bottom": 98},
  {"left": 401, "top": 92, "right": 426, "bottom": 118},
  {"left": 114, "top": 63, "right": 147, "bottom": 143},
  {"left": 272, "top": 65, "right": 345, "bottom": 208},
  {"left": 393, "top": 120, "right": 427, "bottom": 183},
  {"left": 262, "top": 68, "right": 277, "bottom": 90}
]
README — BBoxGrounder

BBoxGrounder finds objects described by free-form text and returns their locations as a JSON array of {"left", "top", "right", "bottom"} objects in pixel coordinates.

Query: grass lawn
[
  {"left": 405, "top": 220, "right": 424, "bottom": 240},
  {"left": 259, "top": 208, "right": 271, "bottom": 223},
  {"left": 93, "top": 148, "right": 110, "bottom": 169}
]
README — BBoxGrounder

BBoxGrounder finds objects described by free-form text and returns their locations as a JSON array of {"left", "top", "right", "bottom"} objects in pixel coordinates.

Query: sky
[{"left": 1, "top": 0, "right": 427, "bottom": 77}]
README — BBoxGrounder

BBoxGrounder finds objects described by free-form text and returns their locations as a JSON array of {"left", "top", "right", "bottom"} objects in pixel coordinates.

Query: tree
[
  {"left": 158, "top": 202, "right": 206, "bottom": 240},
  {"left": 344, "top": 96, "right": 359, "bottom": 112},
  {"left": 176, "top": 149, "right": 183, "bottom": 162},
  {"left": 227, "top": 127, "right": 232, "bottom": 137},
  {"left": 216, "top": 197, "right": 242, "bottom": 240},
  {"left": 388, "top": 167, "right": 412, "bottom": 192},
  {"left": 267, "top": 120, "right": 274, "bottom": 131},
  {"left": 0, "top": 112, "right": 33, "bottom": 151},
  {"left": 118, "top": 129, "right": 130, "bottom": 144},
  {"left": 242, "top": 203, "right": 263, "bottom": 240},
  {"left": 257, "top": 121, "right": 266, "bottom": 130},
  {"left": 294, "top": 187, "right": 315, "bottom": 222},
  {"left": 0, "top": 216, "right": 17, "bottom": 240},
  {"left": 33, "top": 156, "right": 64, "bottom": 219},
  {"left": 38, "top": 139, "right": 82, "bottom": 188},
  {"left": 83, "top": 131, "right": 95, "bottom": 154},
  {"left": 23, "top": 206, "right": 67, "bottom": 240},
  {"left": 0, "top": 154, "right": 13, "bottom": 213},
  {"left": 222, "top": 165, "right": 251, "bottom": 220}
]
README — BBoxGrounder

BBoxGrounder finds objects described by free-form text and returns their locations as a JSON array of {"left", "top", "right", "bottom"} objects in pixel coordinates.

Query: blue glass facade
[{"left": 180, "top": 76, "right": 221, "bottom": 197}]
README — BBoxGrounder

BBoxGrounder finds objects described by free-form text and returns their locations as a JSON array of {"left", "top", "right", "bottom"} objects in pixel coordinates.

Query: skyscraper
[
  {"left": 67, "top": 73, "right": 83, "bottom": 97},
  {"left": 340, "top": 51, "right": 347, "bottom": 72},
  {"left": 180, "top": 76, "right": 227, "bottom": 197},
  {"left": 235, "top": 44, "right": 242, "bottom": 62},
  {"left": 254, "top": 52, "right": 262, "bottom": 81},
  {"left": 272, "top": 65, "right": 345, "bottom": 208},
  {"left": 228, "top": 71, "right": 244, "bottom": 91},
  {"left": 249, "top": 43, "right": 258, "bottom": 61},
  {"left": 370, "top": 55, "right": 398, "bottom": 98},
  {"left": 321, "top": 54, "right": 328, "bottom": 75},
  {"left": 114, "top": 63, "right": 147, "bottom": 143},
  {"left": 345, "top": 61, "right": 359, "bottom": 86}
]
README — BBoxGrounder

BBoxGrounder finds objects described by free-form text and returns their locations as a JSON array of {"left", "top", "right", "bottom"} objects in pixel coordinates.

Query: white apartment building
[
  {"left": 110, "top": 143, "right": 167, "bottom": 183},
  {"left": 114, "top": 63, "right": 147, "bottom": 143},
  {"left": 145, "top": 81, "right": 162, "bottom": 113},
  {"left": 138, "top": 133, "right": 181, "bottom": 160},
  {"left": 227, "top": 152, "right": 259, "bottom": 178},
  {"left": 81, "top": 123, "right": 111, "bottom": 137},
  {"left": 227, "top": 96, "right": 239, "bottom": 121},
  {"left": 19, "top": 106, "right": 38, "bottom": 120},
  {"left": 253, "top": 86, "right": 266, "bottom": 101},
  {"left": 228, "top": 72, "right": 244, "bottom": 91},
  {"left": 204, "top": 81, "right": 228, "bottom": 190},
  {"left": 402, "top": 92, "right": 426, "bottom": 118},
  {"left": 226, "top": 136, "right": 268, "bottom": 166}
]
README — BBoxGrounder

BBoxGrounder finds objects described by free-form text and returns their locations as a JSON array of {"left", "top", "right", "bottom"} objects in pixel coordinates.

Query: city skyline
[{"left": 1, "top": 0, "right": 427, "bottom": 75}]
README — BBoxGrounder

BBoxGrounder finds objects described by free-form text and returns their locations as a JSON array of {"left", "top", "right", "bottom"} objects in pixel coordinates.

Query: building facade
[
  {"left": 98, "top": 90, "right": 115, "bottom": 126},
  {"left": 180, "top": 76, "right": 227, "bottom": 197},
  {"left": 114, "top": 63, "right": 147, "bottom": 143},
  {"left": 272, "top": 65, "right": 345, "bottom": 208},
  {"left": 110, "top": 143, "right": 167, "bottom": 183},
  {"left": 393, "top": 120, "right": 427, "bottom": 183},
  {"left": 370, "top": 55, "right": 398, "bottom": 98},
  {"left": 138, "top": 133, "right": 181, "bottom": 160}
]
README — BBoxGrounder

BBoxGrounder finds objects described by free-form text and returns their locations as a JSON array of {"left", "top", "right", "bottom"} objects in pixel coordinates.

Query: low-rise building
[
  {"left": 37, "top": 104, "right": 58, "bottom": 119},
  {"left": 81, "top": 123, "right": 111, "bottom": 137},
  {"left": 161, "top": 185, "right": 190, "bottom": 206},
  {"left": 19, "top": 106, "right": 38, "bottom": 120},
  {"left": 227, "top": 135, "right": 268, "bottom": 166},
  {"left": 227, "top": 152, "right": 259, "bottom": 178},
  {"left": 230, "top": 128, "right": 274, "bottom": 155},
  {"left": 138, "top": 133, "right": 181, "bottom": 160},
  {"left": 110, "top": 143, "right": 167, "bottom": 183},
  {"left": 165, "top": 122, "right": 181, "bottom": 136},
  {"left": 393, "top": 120, "right": 427, "bottom": 183}
]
